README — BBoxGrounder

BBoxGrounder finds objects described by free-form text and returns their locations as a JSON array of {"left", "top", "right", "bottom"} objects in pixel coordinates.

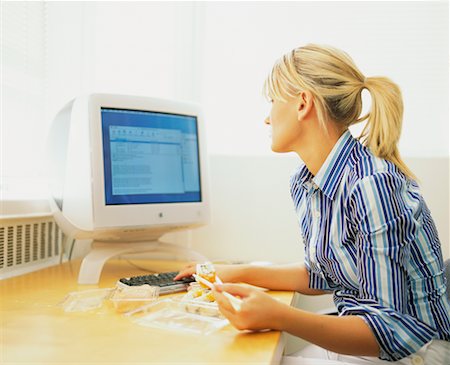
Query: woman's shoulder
[
  {"left": 349, "top": 141, "right": 409, "bottom": 181},
  {"left": 345, "top": 142, "right": 415, "bottom": 195}
]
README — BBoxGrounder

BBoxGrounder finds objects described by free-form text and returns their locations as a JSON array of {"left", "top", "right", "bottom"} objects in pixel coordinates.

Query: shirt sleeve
[
  {"left": 304, "top": 258, "right": 334, "bottom": 291},
  {"left": 344, "top": 172, "right": 437, "bottom": 361}
]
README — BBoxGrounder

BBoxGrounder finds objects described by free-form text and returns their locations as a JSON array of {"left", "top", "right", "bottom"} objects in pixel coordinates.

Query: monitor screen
[{"left": 101, "top": 108, "right": 201, "bottom": 205}]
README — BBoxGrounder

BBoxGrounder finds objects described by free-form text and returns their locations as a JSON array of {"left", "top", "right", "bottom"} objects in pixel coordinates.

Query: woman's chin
[{"left": 271, "top": 144, "right": 285, "bottom": 153}]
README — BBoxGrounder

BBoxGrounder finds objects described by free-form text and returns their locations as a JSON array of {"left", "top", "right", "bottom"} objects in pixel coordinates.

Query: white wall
[
  {"left": 45, "top": 2, "right": 198, "bottom": 127},
  {"left": 190, "top": 154, "right": 301, "bottom": 263},
  {"left": 198, "top": 2, "right": 448, "bottom": 158}
]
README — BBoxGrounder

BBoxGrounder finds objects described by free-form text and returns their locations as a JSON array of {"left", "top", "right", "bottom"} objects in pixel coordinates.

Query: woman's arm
[
  {"left": 214, "top": 284, "right": 380, "bottom": 357},
  {"left": 340, "top": 173, "right": 438, "bottom": 361},
  {"left": 175, "top": 262, "right": 328, "bottom": 295},
  {"left": 235, "top": 263, "right": 328, "bottom": 295},
  {"left": 280, "top": 305, "right": 380, "bottom": 356}
]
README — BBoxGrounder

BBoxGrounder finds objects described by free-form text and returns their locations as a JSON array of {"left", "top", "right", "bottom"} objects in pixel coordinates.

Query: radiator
[{"left": 0, "top": 216, "right": 63, "bottom": 279}]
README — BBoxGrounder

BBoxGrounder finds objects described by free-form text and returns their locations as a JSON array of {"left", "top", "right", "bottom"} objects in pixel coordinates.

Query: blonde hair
[{"left": 263, "top": 44, "right": 415, "bottom": 180}]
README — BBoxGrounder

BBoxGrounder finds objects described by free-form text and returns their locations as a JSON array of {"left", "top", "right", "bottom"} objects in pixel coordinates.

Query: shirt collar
[
  {"left": 291, "top": 162, "right": 314, "bottom": 192},
  {"left": 312, "top": 129, "right": 357, "bottom": 200}
]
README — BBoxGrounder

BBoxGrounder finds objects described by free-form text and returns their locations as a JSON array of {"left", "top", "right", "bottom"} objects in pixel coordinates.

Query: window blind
[{"left": 1, "top": 1, "right": 47, "bottom": 198}]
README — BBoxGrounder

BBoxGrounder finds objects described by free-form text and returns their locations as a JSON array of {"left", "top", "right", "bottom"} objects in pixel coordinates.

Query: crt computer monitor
[{"left": 47, "top": 94, "right": 210, "bottom": 284}]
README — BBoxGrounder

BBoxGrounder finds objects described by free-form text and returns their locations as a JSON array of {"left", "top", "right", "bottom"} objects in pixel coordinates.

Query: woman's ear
[{"left": 297, "top": 91, "right": 314, "bottom": 122}]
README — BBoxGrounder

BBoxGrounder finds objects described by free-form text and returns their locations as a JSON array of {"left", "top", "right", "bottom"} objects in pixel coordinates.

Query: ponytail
[{"left": 358, "top": 77, "right": 416, "bottom": 180}]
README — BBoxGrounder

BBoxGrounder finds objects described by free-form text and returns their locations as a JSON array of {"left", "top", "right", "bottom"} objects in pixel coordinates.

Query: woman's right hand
[
  {"left": 173, "top": 262, "right": 197, "bottom": 281},
  {"left": 173, "top": 262, "right": 243, "bottom": 283}
]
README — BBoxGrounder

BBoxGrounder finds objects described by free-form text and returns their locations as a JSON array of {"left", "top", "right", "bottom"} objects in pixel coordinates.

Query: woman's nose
[{"left": 264, "top": 116, "right": 271, "bottom": 125}]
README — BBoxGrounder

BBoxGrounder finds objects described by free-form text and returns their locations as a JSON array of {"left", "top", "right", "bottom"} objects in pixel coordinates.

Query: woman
[{"left": 174, "top": 44, "right": 450, "bottom": 364}]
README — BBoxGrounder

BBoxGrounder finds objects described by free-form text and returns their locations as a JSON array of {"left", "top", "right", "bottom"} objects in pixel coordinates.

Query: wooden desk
[{"left": 1, "top": 259, "right": 295, "bottom": 364}]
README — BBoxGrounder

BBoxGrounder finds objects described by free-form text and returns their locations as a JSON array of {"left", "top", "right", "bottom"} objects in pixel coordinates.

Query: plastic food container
[
  {"left": 60, "top": 288, "right": 115, "bottom": 312},
  {"left": 125, "top": 298, "right": 228, "bottom": 335},
  {"left": 109, "top": 285, "right": 160, "bottom": 313}
]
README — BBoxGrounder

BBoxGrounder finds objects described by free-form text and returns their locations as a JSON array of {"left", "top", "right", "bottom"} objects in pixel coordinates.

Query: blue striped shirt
[{"left": 290, "top": 130, "right": 450, "bottom": 361}]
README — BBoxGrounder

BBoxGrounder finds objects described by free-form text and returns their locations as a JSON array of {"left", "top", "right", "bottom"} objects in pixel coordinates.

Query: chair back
[{"left": 445, "top": 259, "right": 450, "bottom": 301}]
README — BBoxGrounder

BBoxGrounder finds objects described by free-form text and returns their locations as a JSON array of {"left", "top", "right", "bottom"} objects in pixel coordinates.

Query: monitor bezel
[{"left": 88, "top": 94, "right": 210, "bottom": 229}]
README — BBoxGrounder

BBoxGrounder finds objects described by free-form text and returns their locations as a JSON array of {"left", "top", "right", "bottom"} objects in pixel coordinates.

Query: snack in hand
[{"left": 196, "top": 262, "right": 216, "bottom": 288}]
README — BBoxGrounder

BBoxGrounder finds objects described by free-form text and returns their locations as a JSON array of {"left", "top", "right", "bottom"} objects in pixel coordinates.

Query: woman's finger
[
  {"left": 213, "top": 289, "right": 236, "bottom": 315},
  {"left": 214, "top": 283, "right": 252, "bottom": 298}
]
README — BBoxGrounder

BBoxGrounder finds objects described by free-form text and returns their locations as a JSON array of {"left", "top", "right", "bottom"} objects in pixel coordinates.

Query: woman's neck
[{"left": 294, "top": 127, "right": 347, "bottom": 176}]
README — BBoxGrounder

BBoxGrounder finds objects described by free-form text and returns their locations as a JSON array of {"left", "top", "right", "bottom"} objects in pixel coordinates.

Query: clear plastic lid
[
  {"left": 125, "top": 298, "right": 228, "bottom": 335},
  {"left": 109, "top": 285, "right": 160, "bottom": 313},
  {"left": 59, "top": 288, "right": 115, "bottom": 312}
]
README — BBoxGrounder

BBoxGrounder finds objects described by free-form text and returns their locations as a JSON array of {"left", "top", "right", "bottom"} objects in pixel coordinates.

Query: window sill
[{"left": 0, "top": 198, "right": 51, "bottom": 220}]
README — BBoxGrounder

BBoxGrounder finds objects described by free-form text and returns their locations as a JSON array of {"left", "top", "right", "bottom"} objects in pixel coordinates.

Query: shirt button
[
  {"left": 314, "top": 211, "right": 321, "bottom": 219},
  {"left": 411, "top": 355, "right": 424, "bottom": 365}
]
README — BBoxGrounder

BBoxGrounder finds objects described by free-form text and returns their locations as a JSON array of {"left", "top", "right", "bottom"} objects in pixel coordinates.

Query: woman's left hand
[{"left": 213, "top": 283, "right": 286, "bottom": 331}]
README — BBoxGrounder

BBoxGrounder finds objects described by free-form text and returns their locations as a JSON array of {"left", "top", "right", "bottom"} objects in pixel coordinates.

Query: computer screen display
[{"left": 101, "top": 108, "right": 201, "bottom": 205}]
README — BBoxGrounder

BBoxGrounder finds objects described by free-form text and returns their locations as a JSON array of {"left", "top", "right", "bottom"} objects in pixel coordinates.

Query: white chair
[{"left": 445, "top": 259, "right": 450, "bottom": 301}]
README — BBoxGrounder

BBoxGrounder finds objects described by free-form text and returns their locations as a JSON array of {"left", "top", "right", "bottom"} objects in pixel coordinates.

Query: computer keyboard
[{"left": 117, "top": 271, "right": 195, "bottom": 294}]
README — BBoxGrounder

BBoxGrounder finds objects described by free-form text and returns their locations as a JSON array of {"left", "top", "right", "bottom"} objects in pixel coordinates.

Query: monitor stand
[{"left": 77, "top": 240, "right": 208, "bottom": 284}]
